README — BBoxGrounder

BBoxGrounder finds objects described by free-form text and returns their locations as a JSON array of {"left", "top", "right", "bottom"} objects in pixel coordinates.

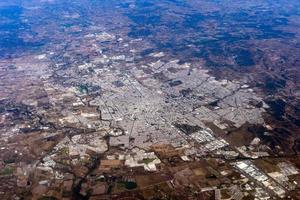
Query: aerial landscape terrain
[{"left": 0, "top": 0, "right": 300, "bottom": 199}]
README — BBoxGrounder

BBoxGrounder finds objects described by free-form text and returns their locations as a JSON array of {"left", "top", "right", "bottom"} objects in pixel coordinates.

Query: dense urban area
[{"left": 0, "top": 0, "right": 300, "bottom": 199}]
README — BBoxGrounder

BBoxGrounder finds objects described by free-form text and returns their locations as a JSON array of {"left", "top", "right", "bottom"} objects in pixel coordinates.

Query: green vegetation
[
  {"left": 124, "top": 181, "right": 137, "bottom": 190},
  {"left": 77, "top": 84, "right": 89, "bottom": 94},
  {"left": 116, "top": 182, "right": 126, "bottom": 190},
  {"left": 142, "top": 158, "right": 156, "bottom": 164},
  {"left": 57, "top": 147, "right": 69, "bottom": 157},
  {"left": 4, "top": 157, "right": 15, "bottom": 164},
  {"left": 81, "top": 157, "right": 91, "bottom": 165},
  {"left": 88, "top": 67, "right": 95, "bottom": 73},
  {"left": 116, "top": 181, "right": 137, "bottom": 190},
  {"left": 0, "top": 167, "right": 14, "bottom": 176},
  {"left": 107, "top": 185, "right": 113, "bottom": 194}
]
